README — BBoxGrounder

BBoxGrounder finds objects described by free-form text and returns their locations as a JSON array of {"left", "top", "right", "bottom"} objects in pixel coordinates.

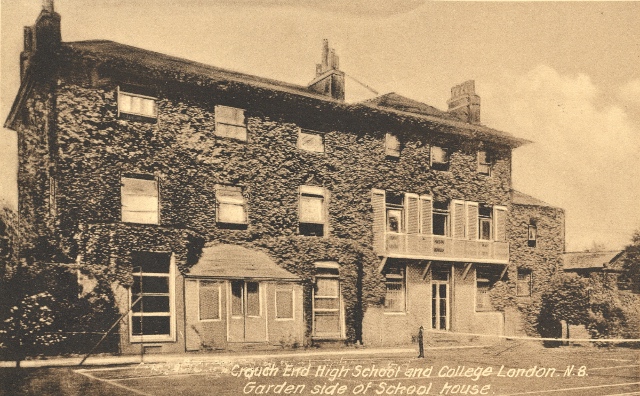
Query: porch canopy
[{"left": 187, "top": 244, "right": 300, "bottom": 281}]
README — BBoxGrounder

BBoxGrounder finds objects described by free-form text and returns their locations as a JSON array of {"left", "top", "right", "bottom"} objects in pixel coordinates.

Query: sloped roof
[
  {"left": 187, "top": 244, "right": 299, "bottom": 281},
  {"left": 361, "top": 92, "right": 456, "bottom": 120},
  {"left": 511, "top": 190, "right": 558, "bottom": 208},
  {"left": 563, "top": 251, "right": 624, "bottom": 270},
  {"left": 11, "top": 40, "right": 529, "bottom": 148}
]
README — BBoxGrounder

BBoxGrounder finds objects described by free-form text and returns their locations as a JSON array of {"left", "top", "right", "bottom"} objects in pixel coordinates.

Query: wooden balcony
[{"left": 378, "top": 232, "right": 509, "bottom": 264}]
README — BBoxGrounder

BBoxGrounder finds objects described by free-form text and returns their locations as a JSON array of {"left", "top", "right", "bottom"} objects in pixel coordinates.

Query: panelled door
[{"left": 228, "top": 280, "right": 267, "bottom": 342}]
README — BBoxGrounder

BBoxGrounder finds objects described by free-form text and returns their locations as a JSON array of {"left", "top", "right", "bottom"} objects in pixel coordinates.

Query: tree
[
  {"left": 0, "top": 207, "right": 64, "bottom": 366},
  {"left": 619, "top": 229, "right": 640, "bottom": 293}
]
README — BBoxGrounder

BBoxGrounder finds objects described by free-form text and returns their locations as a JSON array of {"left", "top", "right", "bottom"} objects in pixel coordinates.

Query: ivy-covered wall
[
  {"left": 14, "top": 51, "right": 543, "bottom": 348},
  {"left": 500, "top": 202, "right": 565, "bottom": 336}
]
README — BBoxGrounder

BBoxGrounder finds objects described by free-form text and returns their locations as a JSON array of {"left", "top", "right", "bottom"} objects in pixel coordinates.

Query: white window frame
[
  {"left": 129, "top": 253, "right": 176, "bottom": 343},
  {"left": 432, "top": 201, "right": 450, "bottom": 237},
  {"left": 117, "top": 87, "right": 158, "bottom": 119},
  {"left": 312, "top": 262, "right": 343, "bottom": 339},
  {"left": 298, "top": 129, "right": 325, "bottom": 153},
  {"left": 198, "top": 280, "right": 222, "bottom": 322},
  {"left": 215, "top": 105, "right": 247, "bottom": 141},
  {"left": 478, "top": 204, "right": 493, "bottom": 241},
  {"left": 216, "top": 185, "right": 247, "bottom": 224},
  {"left": 121, "top": 176, "right": 159, "bottom": 225},
  {"left": 275, "top": 283, "right": 295, "bottom": 321},
  {"left": 385, "top": 133, "right": 401, "bottom": 158},
  {"left": 299, "top": 185, "right": 327, "bottom": 236},
  {"left": 477, "top": 150, "right": 492, "bottom": 176}
]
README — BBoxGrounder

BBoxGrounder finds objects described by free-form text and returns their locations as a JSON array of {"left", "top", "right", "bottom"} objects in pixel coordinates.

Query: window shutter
[
  {"left": 404, "top": 193, "right": 420, "bottom": 234},
  {"left": 451, "top": 199, "right": 466, "bottom": 239},
  {"left": 419, "top": 195, "right": 433, "bottom": 234},
  {"left": 465, "top": 201, "right": 479, "bottom": 240},
  {"left": 494, "top": 206, "right": 507, "bottom": 241},
  {"left": 184, "top": 279, "right": 200, "bottom": 351},
  {"left": 371, "top": 189, "right": 386, "bottom": 254}
]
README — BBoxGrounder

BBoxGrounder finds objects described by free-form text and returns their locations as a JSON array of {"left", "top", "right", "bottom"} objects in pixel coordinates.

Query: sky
[{"left": 1, "top": 0, "right": 639, "bottom": 251}]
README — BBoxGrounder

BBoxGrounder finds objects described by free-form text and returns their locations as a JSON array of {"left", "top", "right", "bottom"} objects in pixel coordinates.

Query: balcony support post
[
  {"left": 421, "top": 261, "right": 432, "bottom": 280},
  {"left": 377, "top": 256, "right": 388, "bottom": 273},
  {"left": 462, "top": 263, "right": 473, "bottom": 280},
  {"left": 499, "top": 264, "right": 509, "bottom": 280}
]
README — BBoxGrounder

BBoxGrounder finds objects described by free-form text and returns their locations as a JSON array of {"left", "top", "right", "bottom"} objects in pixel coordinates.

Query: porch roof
[{"left": 187, "top": 244, "right": 300, "bottom": 281}]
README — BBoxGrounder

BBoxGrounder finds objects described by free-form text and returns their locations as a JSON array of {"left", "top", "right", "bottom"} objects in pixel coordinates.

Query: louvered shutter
[
  {"left": 451, "top": 199, "right": 466, "bottom": 239},
  {"left": 405, "top": 193, "right": 420, "bottom": 234},
  {"left": 494, "top": 206, "right": 508, "bottom": 241},
  {"left": 419, "top": 195, "right": 433, "bottom": 234},
  {"left": 465, "top": 201, "right": 479, "bottom": 240},
  {"left": 184, "top": 279, "right": 200, "bottom": 351},
  {"left": 371, "top": 189, "right": 386, "bottom": 254}
]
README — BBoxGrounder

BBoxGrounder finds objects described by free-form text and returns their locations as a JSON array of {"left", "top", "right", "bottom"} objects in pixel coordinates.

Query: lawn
[{"left": 1, "top": 342, "right": 639, "bottom": 396}]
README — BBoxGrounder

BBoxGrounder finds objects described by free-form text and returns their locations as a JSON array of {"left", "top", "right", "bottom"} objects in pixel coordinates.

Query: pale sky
[{"left": 1, "top": 0, "right": 639, "bottom": 251}]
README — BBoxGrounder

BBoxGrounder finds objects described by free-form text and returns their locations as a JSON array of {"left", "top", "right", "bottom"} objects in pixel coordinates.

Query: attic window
[
  {"left": 385, "top": 133, "right": 401, "bottom": 158},
  {"left": 298, "top": 129, "right": 324, "bottom": 153},
  {"left": 430, "top": 146, "right": 450, "bottom": 170},
  {"left": 117, "top": 87, "right": 157, "bottom": 119},
  {"left": 215, "top": 105, "right": 247, "bottom": 141}
]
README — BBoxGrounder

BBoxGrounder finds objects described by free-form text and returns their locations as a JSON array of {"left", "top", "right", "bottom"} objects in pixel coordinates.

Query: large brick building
[{"left": 5, "top": 2, "right": 565, "bottom": 354}]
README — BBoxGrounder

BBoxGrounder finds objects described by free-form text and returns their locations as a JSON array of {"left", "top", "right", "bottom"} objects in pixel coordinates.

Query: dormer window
[
  {"left": 478, "top": 150, "right": 493, "bottom": 175},
  {"left": 215, "top": 105, "right": 247, "bottom": 141},
  {"left": 298, "top": 129, "right": 325, "bottom": 153},
  {"left": 385, "top": 133, "right": 401, "bottom": 158},
  {"left": 117, "top": 87, "right": 157, "bottom": 119},
  {"left": 430, "top": 146, "right": 450, "bottom": 170}
]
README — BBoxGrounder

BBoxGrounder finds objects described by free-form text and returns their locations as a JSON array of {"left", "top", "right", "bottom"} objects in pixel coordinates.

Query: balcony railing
[{"left": 379, "top": 232, "right": 509, "bottom": 264}]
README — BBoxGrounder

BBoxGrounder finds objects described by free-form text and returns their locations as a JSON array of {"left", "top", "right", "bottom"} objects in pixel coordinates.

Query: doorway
[
  {"left": 228, "top": 280, "right": 267, "bottom": 342},
  {"left": 431, "top": 269, "right": 450, "bottom": 331}
]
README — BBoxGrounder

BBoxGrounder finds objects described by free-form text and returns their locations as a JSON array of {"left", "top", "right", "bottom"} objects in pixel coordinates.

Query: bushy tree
[
  {"left": 619, "top": 229, "right": 640, "bottom": 292},
  {"left": 537, "top": 272, "right": 590, "bottom": 342}
]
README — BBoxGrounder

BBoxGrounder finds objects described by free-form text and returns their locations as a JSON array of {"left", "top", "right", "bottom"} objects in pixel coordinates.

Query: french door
[{"left": 228, "top": 280, "right": 267, "bottom": 342}]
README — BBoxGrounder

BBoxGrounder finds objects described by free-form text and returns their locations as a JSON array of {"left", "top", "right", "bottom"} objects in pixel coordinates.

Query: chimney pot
[{"left": 308, "top": 39, "right": 345, "bottom": 101}]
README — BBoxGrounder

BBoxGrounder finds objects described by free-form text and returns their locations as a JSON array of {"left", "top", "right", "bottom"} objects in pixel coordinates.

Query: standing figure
[{"left": 417, "top": 326, "right": 424, "bottom": 358}]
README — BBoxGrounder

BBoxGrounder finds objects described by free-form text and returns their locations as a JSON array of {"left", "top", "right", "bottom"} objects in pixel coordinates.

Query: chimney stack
[
  {"left": 20, "top": 0, "right": 61, "bottom": 80},
  {"left": 447, "top": 80, "right": 481, "bottom": 124},
  {"left": 308, "top": 39, "right": 345, "bottom": 101}
]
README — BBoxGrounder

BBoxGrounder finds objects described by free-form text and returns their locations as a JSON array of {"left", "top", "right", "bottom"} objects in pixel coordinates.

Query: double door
[
  {"left": 228, "top": 280, "right": 267, "bottom": 342},
  {"left": 431, "top": 278, "right": 450, "bottom": 331}
]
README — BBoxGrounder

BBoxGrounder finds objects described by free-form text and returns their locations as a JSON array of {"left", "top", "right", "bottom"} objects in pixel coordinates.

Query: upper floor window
[
  {"left": 478, "top": 204, "right": 493, "bottom": 240},
  {"left": 121, "top": 176, "right": 159, "bottom": 224},
  {"left": 430, "top": 146, "right": 450, "bottom": 171},
  {"left": 216, "top": 185, "right": 247, "bottom": 225},
  {"left": 215, "top": 105, "right": 246, "bottom": 141},
  {"left": 299, "top": 185, "right": 326, "bottom": 237},
  {"left": 385, "top": 133, "right": 401, "bottom": 158},
  {"left": 528, "top": 220, "right": 538, "bottom": 248},
  {"left": 517, "top": 268, "right": 532, "bottom": 297},
  {"left": 432, "top": 200, "right": 450, "bottom": 236},
  {"left": 384, "top": 267, "right": 406, "bottom": 313},
  {"left": 477, "top": 150, "right": 493, "bottom": 175},
  {"left": 298, "top": 129, "right": 325, "bottom": 153},
  {"left": 385, "top": 192, "right": 404, "bottom": 233},
  {"left": 117, "top": 88, "right": 157, "bottom": 119}
]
